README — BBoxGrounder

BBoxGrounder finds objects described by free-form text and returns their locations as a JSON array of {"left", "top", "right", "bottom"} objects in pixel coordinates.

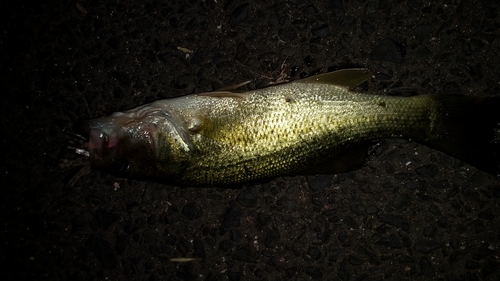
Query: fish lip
[
  {"left": 75, "top": 117, "right": 122, "bottom": 161},
  {"left": 72, "top": 119, "right": 95, "bottom": 158},
  {"left": 84, "top": 129, "right": 109, "bottom": 161}
]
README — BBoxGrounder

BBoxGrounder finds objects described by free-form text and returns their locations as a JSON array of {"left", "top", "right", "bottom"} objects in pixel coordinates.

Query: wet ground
[{"left": 2, "top": 0, "right": 500, "bottom": 280}]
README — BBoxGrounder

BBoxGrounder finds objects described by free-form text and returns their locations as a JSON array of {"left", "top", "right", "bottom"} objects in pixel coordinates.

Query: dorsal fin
[
  {"left": 196, "top": 80, "right": 252, "bottom": 98},
  {"left": 297, "top": 68, "right": 372, "bottom": 88},
  {"left": 217, "top": 80, "right": 252, "bottom": 91},
  {"left": 197, "top": 91, "right": 247, "bottom": 98}
]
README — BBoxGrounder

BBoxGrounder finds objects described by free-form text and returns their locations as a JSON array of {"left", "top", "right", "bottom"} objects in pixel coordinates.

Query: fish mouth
[
  {"left": 83, "top": 129, "right": 115, "bottom": 161},
  {"left": 75, "top": 117, "right": 159, "bottom": 163},
  {"left": 73, "top": 130, "right": 118, "bottom": 172},
  {"left": 73, "top": 119, "right": 117, "bottom": 162}
]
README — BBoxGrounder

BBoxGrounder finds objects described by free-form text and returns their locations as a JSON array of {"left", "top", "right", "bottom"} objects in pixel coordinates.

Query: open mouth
[
  {"left": 83, "top": 129, "right": 109, "bottom": 160},
  {"left": 81, "top": 129, "right": 123, "bottom": 165},
  {"left": 73, "top": 114, "right": 161, "bottom": 170},
  {"left": 74, "top": 118, "right": 120, "bottom": 162}
]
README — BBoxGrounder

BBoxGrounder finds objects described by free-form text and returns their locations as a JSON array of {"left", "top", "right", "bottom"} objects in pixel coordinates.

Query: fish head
[{"left": 77, "top": 105, "right": 193, "bottom": 181}]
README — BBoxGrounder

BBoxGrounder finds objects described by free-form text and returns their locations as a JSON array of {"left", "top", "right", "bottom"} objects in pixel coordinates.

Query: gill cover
[{"left": 155, "top": 110, "right": 196, "bottom": 178}]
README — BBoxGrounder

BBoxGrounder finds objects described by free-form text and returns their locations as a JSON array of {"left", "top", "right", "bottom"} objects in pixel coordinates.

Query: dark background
[{"left": 1, "top": 0, "right": 500, "bottom": 280}]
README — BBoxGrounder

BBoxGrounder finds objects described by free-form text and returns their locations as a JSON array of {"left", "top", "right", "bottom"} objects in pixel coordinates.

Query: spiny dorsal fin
[
  {"left": 197, "top": 91, "right": 247, "bottom": 98},
  {"left": 197, "top": 80, "right": 252, "bottom": 98},
  {"left": 297, "top": 68, "right": 372, "bottom": 88},
  {"left": 217, "top": 80, "right": 252, "bottom": 91}
]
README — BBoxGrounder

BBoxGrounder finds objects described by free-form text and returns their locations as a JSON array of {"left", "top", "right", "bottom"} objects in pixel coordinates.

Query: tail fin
[{"left": 424, "top": 95, "right": 500, "bottom": 177}]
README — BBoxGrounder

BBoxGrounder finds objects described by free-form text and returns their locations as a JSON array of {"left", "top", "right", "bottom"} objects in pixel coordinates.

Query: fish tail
[{"left": 424, "top": 95, "right": 500, "bottom": 177}]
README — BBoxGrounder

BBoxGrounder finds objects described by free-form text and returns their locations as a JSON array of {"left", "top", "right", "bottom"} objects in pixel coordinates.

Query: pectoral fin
[{"left": 298, "top": 68, "right": 372, "bottom": 88}]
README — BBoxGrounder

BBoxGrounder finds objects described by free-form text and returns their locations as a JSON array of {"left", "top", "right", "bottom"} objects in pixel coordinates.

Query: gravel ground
[{"left": 1, "top": 0, "right": 500, "bottom": 280}]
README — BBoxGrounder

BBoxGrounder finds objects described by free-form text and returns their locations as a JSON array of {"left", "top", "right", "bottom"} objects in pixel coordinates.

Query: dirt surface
[{"left": 2, "top": 0, "right": 500, "bottom": 280}]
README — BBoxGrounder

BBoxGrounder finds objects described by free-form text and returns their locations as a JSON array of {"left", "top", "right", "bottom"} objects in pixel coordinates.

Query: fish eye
[
  {"left": 98, "top": 132, "right": 108, "bottom": 142},
  {"left": 113, "top": 160, "right": 130, "bottom": 174}
]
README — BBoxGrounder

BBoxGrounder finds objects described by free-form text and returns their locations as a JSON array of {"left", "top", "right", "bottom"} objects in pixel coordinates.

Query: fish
[{"left": 75, "top": 69, "right": 500, "bottom": 187}]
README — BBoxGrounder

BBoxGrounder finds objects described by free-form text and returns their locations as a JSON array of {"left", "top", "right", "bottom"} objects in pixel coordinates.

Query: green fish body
[{"left": 79, "top": 69, "right": 500, "bottom": 186}]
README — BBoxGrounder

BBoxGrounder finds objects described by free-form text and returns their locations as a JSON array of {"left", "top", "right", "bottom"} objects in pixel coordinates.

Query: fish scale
[
  {"left": 78, "top": 69, "right": 500, "bottom": 187},
  {"left": 176, "top": 82, "right": 434, "bottom": 186}
]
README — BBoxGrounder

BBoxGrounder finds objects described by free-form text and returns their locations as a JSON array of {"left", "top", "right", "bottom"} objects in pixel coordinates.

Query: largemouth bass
[{"left": 76, "top": 69, "right": 500, "bottom": 186}]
